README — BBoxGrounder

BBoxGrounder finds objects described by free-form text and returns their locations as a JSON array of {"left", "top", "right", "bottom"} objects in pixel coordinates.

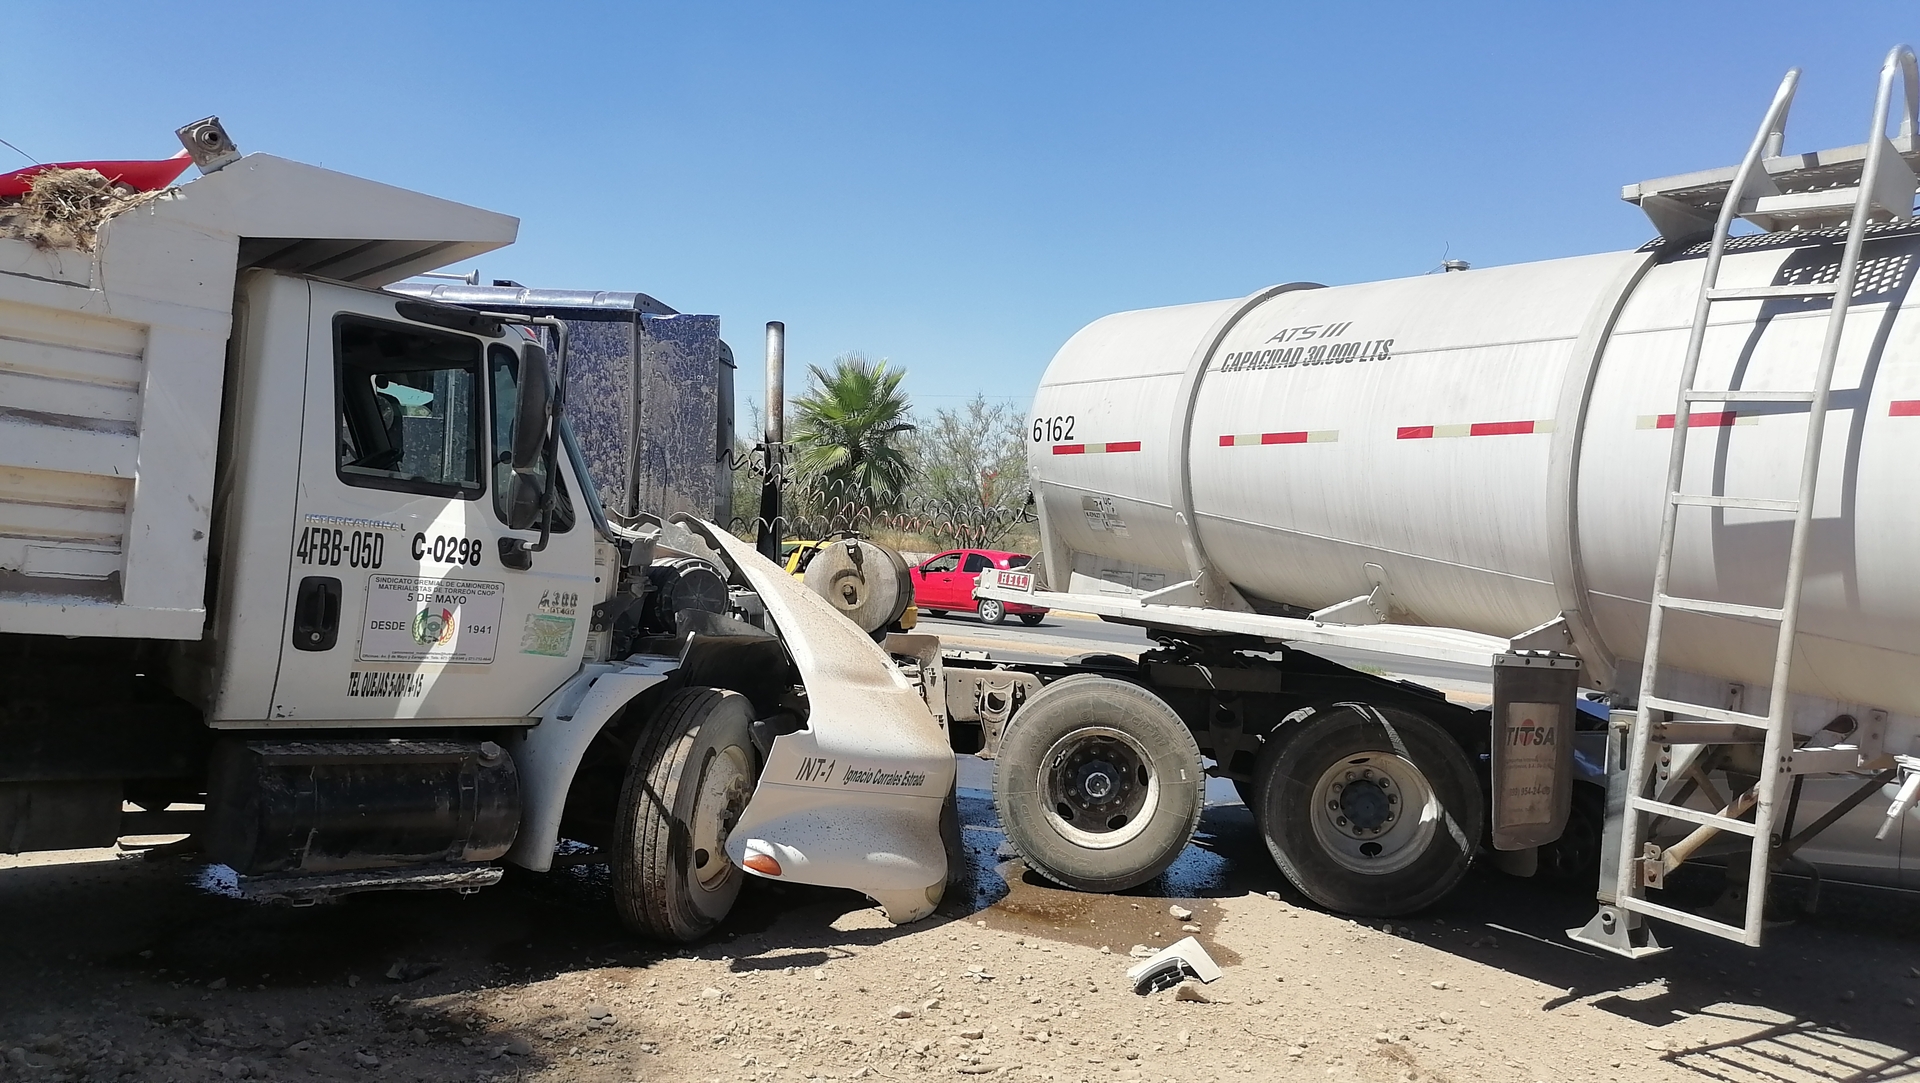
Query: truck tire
[
  {"left": 1253, "top": 703, "right": 1480, "bottom": 916},
  {"left": 978, "top": 598, "right": 1007, "bottom": 625},
  {"left": 612, "top": 687, "right": 758, "bottom": 942},
  {"left": 994, "top": 675, "right": 1203, "bottom": 892}
]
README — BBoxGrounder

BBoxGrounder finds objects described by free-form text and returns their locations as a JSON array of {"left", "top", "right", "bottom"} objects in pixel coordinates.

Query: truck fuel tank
[{"left": 206, "top": 738, "right": 519, "bottom": 877}]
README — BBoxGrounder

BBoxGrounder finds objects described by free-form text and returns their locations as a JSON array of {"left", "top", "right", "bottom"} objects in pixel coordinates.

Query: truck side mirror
[
  {"left": 512, "top": 343, "right": 553, "bottom": 473},
  {"left": 502, "top": 473, "right": 544, "bottom": 532},
  {"left": 501, "top": 343, "right": 554, "bottom": 533}
]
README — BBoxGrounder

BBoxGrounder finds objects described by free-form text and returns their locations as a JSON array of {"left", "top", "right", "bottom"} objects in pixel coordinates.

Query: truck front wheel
[
  {"left": 1253, "top": 703, "right": 1480, "bottom": 916},
  {"left": 995, "top": 675, "right": 1202, "bottom": 892},
  {"left": 612, "top": 687, "right": 758, "bottom": 942}
]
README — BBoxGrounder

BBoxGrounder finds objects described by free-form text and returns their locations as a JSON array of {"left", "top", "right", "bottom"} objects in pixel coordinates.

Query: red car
[{"left": 910, "top": 549, "right": 1048, "bottom": 626}]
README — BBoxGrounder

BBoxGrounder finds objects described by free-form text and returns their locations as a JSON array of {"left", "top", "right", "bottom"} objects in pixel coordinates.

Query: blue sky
[{"left": 6, "top": 3, "right": 1915, "bottom": 433}]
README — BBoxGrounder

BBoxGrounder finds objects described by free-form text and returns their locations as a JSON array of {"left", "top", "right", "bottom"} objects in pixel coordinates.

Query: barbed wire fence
[{"left": 720, "top": 444, "right": 1036, "bottom": 550}]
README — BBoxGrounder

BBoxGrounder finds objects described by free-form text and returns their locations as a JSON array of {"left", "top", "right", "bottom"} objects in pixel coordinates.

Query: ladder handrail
[
  {"left": 1741, "top": 43, "right": 1920, "bottom": 934},
  {"left": 1889, "top": 45, "right": 1918, "bottom": 147},
  {"left": 1614, "top": 66, "right": 1800, "bottom": 915},
  {"left": 1582, "top": 49, "right": 1920, "bottom": 956},
  {"left": 1610, "top": 48, "right": 1917, "bottom": 949}
]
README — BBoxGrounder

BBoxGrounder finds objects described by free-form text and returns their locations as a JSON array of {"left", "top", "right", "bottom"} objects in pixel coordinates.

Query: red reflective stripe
[
  {"left": 1105, "top": 440, "right": 1142, "bottom": 453},
  {"left": 1218, "top": 435, "right": 1235, "bottom": 447},
  {"left": 1470, "top": 420, "right": 1535, "bottom": 436},
  {"left": 1891, "top": 400, "right": 1920, "bottom": 416},
  {"left": 1261, "top": 431, "right": 1309, "bottom": 445},
  {"left": 1052, "top": 444, "right": 1085, "bottom": 455},
  {"left": 1657, "top": 411, "right": 1739, "bottom": 429},
  {"left": 1397, "top": 426, "right": 1434, "bottom": 440}
]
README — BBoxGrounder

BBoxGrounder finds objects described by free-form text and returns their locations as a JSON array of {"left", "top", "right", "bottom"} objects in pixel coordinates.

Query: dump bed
[{"left": 0, "top": 153, "right": 517, "bottom": 639}]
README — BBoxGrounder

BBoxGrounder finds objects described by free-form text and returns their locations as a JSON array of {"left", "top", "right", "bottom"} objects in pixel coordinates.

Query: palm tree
[{"left": 790, "top": 353, "right": 915, "bottom": 517}]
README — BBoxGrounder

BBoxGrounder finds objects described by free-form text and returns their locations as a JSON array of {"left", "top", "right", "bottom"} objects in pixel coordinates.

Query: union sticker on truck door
[
  {"left": 360, "top": 575, "right": 505, "bottom": 663},
  {"left": 519, "top": 614, "right": 575, "bottom": 657}
]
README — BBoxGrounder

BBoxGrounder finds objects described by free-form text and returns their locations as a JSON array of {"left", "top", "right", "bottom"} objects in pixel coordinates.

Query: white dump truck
[
  {"left": 0, "top": 119, "right": 955, "bottom": 941},
  {"left": 952, "top": 48, "right": 1920, "bottom": 956}
]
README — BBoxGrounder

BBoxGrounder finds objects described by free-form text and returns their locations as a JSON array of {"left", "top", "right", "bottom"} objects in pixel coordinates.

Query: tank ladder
[{"left": 1577, "top": 47, "right": 1920, "bottom": 957}]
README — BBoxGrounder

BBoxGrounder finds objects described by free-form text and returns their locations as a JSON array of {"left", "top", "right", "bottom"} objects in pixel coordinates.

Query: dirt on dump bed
[{"left": 0, "top": 167, "right": 165, "bottom": 250}]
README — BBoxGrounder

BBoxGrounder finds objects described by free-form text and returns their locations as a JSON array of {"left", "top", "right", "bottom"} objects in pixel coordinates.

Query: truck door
[{"left": 268, "top": 287, "right": 596, "bottom": 724}]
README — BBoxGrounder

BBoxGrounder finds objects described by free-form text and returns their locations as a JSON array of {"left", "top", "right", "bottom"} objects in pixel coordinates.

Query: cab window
[
  {"left": 489, "top": 343, "right": 574, "bottom": 532},
  {"left": 961, "top": 553, "right": 993, "bottom": 573},
  {"left": 923, "top": 553, "right": 961, "bottom": 573},
  {"left": 335, "top": 317, "right": 482, "bottom": 497}
]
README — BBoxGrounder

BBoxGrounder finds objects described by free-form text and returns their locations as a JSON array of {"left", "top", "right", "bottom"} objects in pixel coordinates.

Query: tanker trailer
[{"left": 968, "top": 47, "right": 1920, "bottom": 956}]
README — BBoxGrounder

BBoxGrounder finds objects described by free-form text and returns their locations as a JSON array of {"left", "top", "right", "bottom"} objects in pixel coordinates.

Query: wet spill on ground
[{"left": 950, "top": 786, "right": 1260, "bottom": 965}]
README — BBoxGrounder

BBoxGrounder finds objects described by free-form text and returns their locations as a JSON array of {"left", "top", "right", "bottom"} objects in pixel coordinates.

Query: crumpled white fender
[{"left": 687, "top": 520, "right": 956, "bottom": 923}]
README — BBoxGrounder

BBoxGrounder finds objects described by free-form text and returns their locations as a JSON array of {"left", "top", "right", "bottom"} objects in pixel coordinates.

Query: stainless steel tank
[{"left": 1029, "top": 227, "right": 1920, "bottom": 724}]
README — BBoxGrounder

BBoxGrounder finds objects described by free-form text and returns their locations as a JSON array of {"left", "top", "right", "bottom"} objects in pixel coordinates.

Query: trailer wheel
[
  {"left": 1253, "top": 703, "right": 1480, "bottom": 916},
  {"left": 995, "top": 675, "right": 1203, "bottom": 892},
  {"left": 612, "top": 687, "right": 758, "bottom": 942},
  {"left": 978, "top": 598, "right": 1007, "bottom": 625},
  {"left": 1537, "top": 782, "right": 1605, "bottom": 889},
  {"left": 1232, "top": 779, "right": 1259, "bottom": 813}
]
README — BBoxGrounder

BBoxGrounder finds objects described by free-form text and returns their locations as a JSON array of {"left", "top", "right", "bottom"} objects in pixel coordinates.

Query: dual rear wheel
[
  {"left": 1251, "top": 703, "right": 1481, "bottom": 915},
  {"left": 994, "top": 678, "right": 1481, "bottom": 915}
]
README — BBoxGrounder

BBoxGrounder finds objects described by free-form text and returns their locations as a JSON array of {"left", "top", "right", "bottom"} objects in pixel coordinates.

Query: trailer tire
[
  {"left": 1254, "top": 703, "right": 1480, "bottom": 916},
  {"left": 612, "top": 687, "right": 758, "bottom": 942},
  {"left": 1232, "top": 779, "right": 1259, "bottom": 814},
  {"left": 995, "top": 675, "right": 1203, "bottom": 892},
  {"left": 1536, "top": 782, "right": 1605, "bottom": 889}
]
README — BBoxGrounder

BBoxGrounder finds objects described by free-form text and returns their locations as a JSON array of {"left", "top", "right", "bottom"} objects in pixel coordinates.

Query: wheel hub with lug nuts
[
  {"left": 1039, "top": 726, "right": 1161, "bottom": 850},
  {"left": 690, "top": 745, "right": 754, "bottom": 890},
  {"left": 1308, "top": 750, "right": 1438, "bottom": 876},
  {"left": 1328, "top": 768, "right": 1398, "bottom": 836},
  {"left": 1075, "top": 757, "right": 1122, "bottom": 802}
]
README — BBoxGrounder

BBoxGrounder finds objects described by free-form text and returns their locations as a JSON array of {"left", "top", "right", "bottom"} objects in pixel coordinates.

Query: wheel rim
[
  {"left": 980, "top": 600, "right": 1003, "bottom": 622},
  {"left": 1306, "top": 751, "right": 1439, "bottom": 876},
  {"left": 1038, "top": 726, "right": 1160, "bottom": 849},
  {"left": 689, "top": 743, "right": 754, "bottom": 891}
]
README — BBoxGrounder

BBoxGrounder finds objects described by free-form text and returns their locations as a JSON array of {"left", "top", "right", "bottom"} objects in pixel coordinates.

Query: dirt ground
[{"left": 2, "top": 784, "right": 1917, "bottom": 1083}]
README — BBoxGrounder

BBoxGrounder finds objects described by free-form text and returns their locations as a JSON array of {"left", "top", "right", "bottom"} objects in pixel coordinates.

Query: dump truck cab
[
  {"left": 0, "top": 120, "right": 955, "bottom": 940},
  {"left": 200, "top": 273, "right": 602, "bottom": 727}
]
